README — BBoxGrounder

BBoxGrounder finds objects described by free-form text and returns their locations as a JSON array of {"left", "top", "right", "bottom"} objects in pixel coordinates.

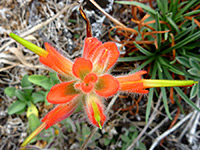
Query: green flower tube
[
  {"left": 9, "top": 33, "right": 48, "bottom": 57},
  {"left": 142, "top": 79, "right": 198, "bottom": 88}
]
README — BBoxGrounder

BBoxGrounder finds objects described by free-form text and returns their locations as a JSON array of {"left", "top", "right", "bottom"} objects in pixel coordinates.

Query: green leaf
[
  {"left": 158, "top": 71, "right": 172, "bottom": 120},
  {"left": 170, "top": 0, "right": 179, "bottom": 18},
  {"left": 133, "top": 42, "right": 153, "bottom": 56},
  {"left": 174, "top": 87, "right": 200, "bottom": 112},
  {"left": 82, "top": 125, "right": 91, "bottom": 138},
  {"left": 28, "top": 75, "right": 48, "bottom": 84},
  {"left": 146, "top": 62, "right": 157, "bottom": 122},
  {"left": 155, "top": 12, "right": 161, "bottom": 49},
  {"left": 162, "top": 0, "right": 168, "bottom": 15},
  {"left": 115, "top": 1, "right": 158, "bottom": 16},
  {"left": 183, "top": 10, "right": 200, "bottom": 17},
  {"left": 130, "top": 57, "right": 154, "bottom": 73},
  {"left": 166, "top": 16, "right": 180, "bottom": 33},
  {"left": 28, "top": 75, "right": 51, "bottom": 90},
  {"left": 157, "top": 56, "right": 184, "bottom": 75},
  {"left": 117, "top": 56, "right": 149, "bottom": 62},
  {"left": 156, "top": 0, "right": 164, "bottom": 14},
  {"left": 15, "top": 90, "right": 29, "bottom": 101},
  {"left": 162, "top": 67, "right": 186, "bottom": 113},
  {"left": 138, "top": 141, "right": 147, "bottom": 150},
  {"left": 28, "top": 114, "right": 40, "bottom": 132},
  {"left": 49, "top": 72, "right": 60, "bottom": 86},
  {"left": 129, "top": 126, "right": 136, "bottom": 132},
  {"left": 174, "top": 93, "right": 185, "bottom": 114},
  {"left": 174, "top": 0, "right": 199, "bottom": 20},
  {"left": 121, "top": 135, "right": 130, "bottom": 142},
  {"left": 176, "top": 56, "right": 190, "bottom": 68},
  {"left": 4, "top": 87, "right": 16, "bottom": 97},
  {"left": 44, "top": 91, "right": 50, "bottom": 106},
  {"left": 156, "top": 60, "right": 162, "bottom": 72},
  {"left": 189, "top": 58, "right": 200, "bottom": 70},
  {"left": 162, "top": 26, "right": 192, "bottom": 48},
  {"left": 21, "top": 74, "right": 33, "bottom": 96},
  {"left": 190, "top": 83, "right": 198, "bottom": 99},
  {"left": 32, "top": 91, "right": 45, "bottom": 104},
  {"left": 62, "top": 118, "right": 76, "bottom": 132},
  {"left": 156, "top": 0, "right": 168, "bottom": 17},
  {"left": 21, "top": 74, "right": 32, "bottom": 88},
  {"left": 8, "top": 100, "right": 26, "bottom": 115},
  {"left": 104, "top": 138, "right": 111, "bottom": 146},
  {"left": 162, "top": 30, "right": 200, "bottom": 54},
  {"left": 188, "top": 68, "right": 200, "bottom": 77},
  {"left": 15, "top": 107, "right": 27, "bottom": 115},
  {"left": 92, "top": 132, "right": 101, "bottom": 141},
  {"left": 168, "top": 67, "right": 185, "bottom": 76}
]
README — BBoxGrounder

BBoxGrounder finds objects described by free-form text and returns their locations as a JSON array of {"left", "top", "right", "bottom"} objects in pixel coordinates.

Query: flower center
[{"left": 75, "top": 73, "right": 98, "bottom": 93}]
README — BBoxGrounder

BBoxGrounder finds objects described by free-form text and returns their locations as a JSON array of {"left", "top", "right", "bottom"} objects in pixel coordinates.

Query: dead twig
[
  {"left": 149, "top": 112, "right": 193, "bottom": 150},
  {"left": 127, "top": 93, "right": 162, "bottom": 150},
  {"left": 88, "top": 0, "right": 127, "bottom": 28}
]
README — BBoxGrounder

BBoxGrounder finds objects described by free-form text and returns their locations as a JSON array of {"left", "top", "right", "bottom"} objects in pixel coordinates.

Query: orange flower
[
  {"left": 40, "top": 38, "right": 120, "bottom": 129},
  {"left": 9, "top": 34, "right": 120, "bottom": 146},
  {"left": 9, "top": 33, "right": 197, "bottom": 147}
]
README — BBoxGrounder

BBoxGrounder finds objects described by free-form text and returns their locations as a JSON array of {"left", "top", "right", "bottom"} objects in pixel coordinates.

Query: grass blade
[
  {"left": 155, "top": 12, "right": 161, "bottom": 49},
  {"left": 162, "top": 29, "right": 200, "bottom": 54},
  {"left": 174, "top": 87, "right": 200, "bottom": 112},
  {"left": 130, "top": 57, "right": 154, "bottom": 73},
  {"left": 158, "top": 71, "right": 172, "bottom": 120},
  {"left": 133, "top": 42, "right": 153, "bottom": 56},
  {"left": 166, "top": 16, "right": 180, "bottom": 33},
  {"left": 146, "top": 62, "right": 157, "bottom": 122},
  {"left": 117, "top": 56, "right": 149, "bottom": 62},
  {"left": 115, "top": 1, "right": 158, "bottom": 17},
  {"left": 174, "top": 0, "right": 199, "bottom": 20}
]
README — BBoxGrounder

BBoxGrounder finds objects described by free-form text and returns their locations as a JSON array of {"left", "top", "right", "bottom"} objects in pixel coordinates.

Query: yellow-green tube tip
[
  {"left": 9, "top": 33, "right": 48, "bottom": 57},
  {"left": 143, "top": 79, "right": 198, "bottom": 88},
  {"left": 98, "top": 121, "right": 102, "bottom": 129},
  {"left": 21, "top": 122, "right": 47, "bottom": 147}
]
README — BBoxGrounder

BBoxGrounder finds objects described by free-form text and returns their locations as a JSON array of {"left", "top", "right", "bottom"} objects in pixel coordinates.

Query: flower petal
[
  {"left": 42, "top": 99, "right": 79, "bottom": 129},
  {"left": 116, "top": 71, "right": 148, "bottom": 94},
  {"left": 119, "top": 81, "right": 149, "bottom": 94},
  {"left": 40, "top": 43, "right": 73, "bottom": 77},
  {"left": 95, "top": 74, "right": 119, "bottom": 97},
  {"left": 81, "top": 82, "right": 94, "bottom": 93},
  {"left": 84, "top": 73, "right": 98, "bottom": 83},
  {"left": 117, "top": 70, "right": 147, "bottom": 83},
  {"left": 92, "top": 42, "right": 120, "bottom": 73},
  {"left": 83, "top": 37, "right": 102, "bottom": 59},
  {"left": 72, "top": 58, "right": 93, "bottom": 80},
  {"left": 84, "top": 92, "right": 106, "bottom": 128},
  {"left": 47, "top": 81, "right": 80, "bottom": 104}
]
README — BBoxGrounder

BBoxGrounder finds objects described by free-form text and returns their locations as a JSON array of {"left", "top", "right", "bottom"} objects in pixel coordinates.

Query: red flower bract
[{"left": 40, "top": 37, "right": 120, "bottom": 129}]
